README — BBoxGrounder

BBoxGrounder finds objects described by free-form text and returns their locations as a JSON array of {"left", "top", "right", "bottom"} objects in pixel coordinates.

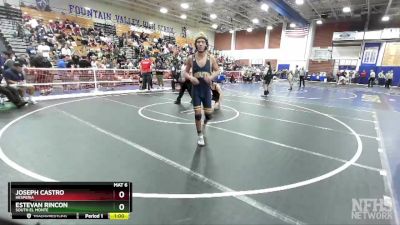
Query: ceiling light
[
  {"left": 261, "top": 3, "right": 269, "bottom": 11},
  {"left": 205, "top": 0, "right": 214, "bottom": 3},
  {"left": 382, "top": 16, "right": 390, "bottom": 21},
  {"left": 229, "top": 30, "right": 234, "bottom": 33},
  {"left": 180, "top": 14, "right": 187, "bottom": 19},
  {"left": 252, "top": 18, "right": 259, "bottom": 24},
  {"left": 267, "top": 25, "right": 273, "bottom": 30},
  {"left": 247, "top": 28, "right": 253, "bottom": 32},
  {"left": 160, "top": 7, "right": 168, "bottom": 14},
  {"left": 210, "top": 14, "right": 217, "bottom": 19},
  {"left": 290, "top": 23, "right": 296, "bottom": 28},
  {"left": 180, "top": 3, "right": 189, "bottom": 9},
  {"left": 49, "top": 19, "right": 53, "bottom": 22},
  {"left": 343, "top": 7, "right": 351, "bottom": 13},
  {"left": 212, "top": 24, "right": 218, "bottom": 29},
  {"left": 295, "top": 0, "right": 304, "bottom": 5},
  {"left": 316, "top": 19, "right": 323, "bottom": 25}
]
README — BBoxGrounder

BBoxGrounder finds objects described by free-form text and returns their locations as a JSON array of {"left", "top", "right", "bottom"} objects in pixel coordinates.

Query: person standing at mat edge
[
  {"left": 385, "top": 70, "right": 393, "bottom": 89},
  {"left": 298, "top": 66, "right": 305, "bottom": 88},
  {"left": 184, "top": 34, "right": 219, "bottom": 146},
  {"left": 140, "top": 55, "right": 153, "bottom": 91},
  {"left": 368, "top": 69, "right": 376, "bottom": 88}
]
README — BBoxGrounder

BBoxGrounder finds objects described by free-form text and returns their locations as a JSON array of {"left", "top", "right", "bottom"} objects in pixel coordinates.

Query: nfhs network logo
[{"left": 351, "top": 198, "right": 393, "bottom": 220}]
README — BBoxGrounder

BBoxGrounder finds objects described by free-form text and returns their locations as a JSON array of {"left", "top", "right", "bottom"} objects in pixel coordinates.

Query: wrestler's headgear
[{"left": 194, "top": 33, "right": 209, "bottom": 51}]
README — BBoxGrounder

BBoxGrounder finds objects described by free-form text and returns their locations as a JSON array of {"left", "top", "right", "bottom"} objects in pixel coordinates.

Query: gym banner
[{"left": 68, "top": 4, "right": 174, "bottom": 33}]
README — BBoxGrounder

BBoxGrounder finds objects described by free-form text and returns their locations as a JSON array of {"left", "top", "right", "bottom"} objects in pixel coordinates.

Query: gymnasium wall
[
  {"left": 331, "top": 46, "right": 361, "bottom": 59},
  {"left": 308, "top": 60, "right": 334, "bottom": 74},
  {"left": 269, "top": 24, "right": 282, "bottom": 49},
  {"left": 310, "top": 21, "right": 364, "bottom": 74},
  {"left": 217, "top": 23, "right": 310, "bottom": 69},
  {"left": 359, "top": 42, "right": 400, "bottom": 84},
  {"left": 235, "top": 28, "right": 266, "bottom": 50},
  {"left": 313, "top": 21, "right": 364, "bottom": 48},
  {"left": 214, "top": 32, "right": 231, "bottom": 51}
]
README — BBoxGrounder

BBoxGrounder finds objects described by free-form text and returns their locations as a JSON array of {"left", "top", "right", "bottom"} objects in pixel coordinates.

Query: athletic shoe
[
  {"left": 28, "top": 99, "right": 37, "bottom": 105},
  {"left": 174, "top": 100, "right": 181, "bottom": 104},
  {"left": 197, "top": 135, "right": 205, "bottom": 146}
]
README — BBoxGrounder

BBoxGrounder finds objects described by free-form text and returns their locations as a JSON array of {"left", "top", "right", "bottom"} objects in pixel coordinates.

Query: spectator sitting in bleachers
[
  {"left": 61, "top": 44, "right": 72, "bottom": 56},
  {"left": 16, "top": 10, "right": 202, "bottom": 77},
  {"left": 57, "top": 55, "right": 67, "bottom": 68}
]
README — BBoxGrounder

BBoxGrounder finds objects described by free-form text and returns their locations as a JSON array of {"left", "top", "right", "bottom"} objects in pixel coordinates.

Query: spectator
[
  {"left": 78, "top": 56, "right": 91, "bottom": 68},
  {"left": 57, "top": 55, "right": 67, "bottom": 68},
  {"left": 155, "top": 60, "right": 164, "bottom": 89},
  {"left": 368, "top": 69, "right": 376, "bottom": 88},
  {"left": 61, "top": 44, "right": 72, "bottom": 56},
  {"left": 360, "top": 70, "right": 367, "bottom": 83},
  {"left": 378, "top": 70, "right": 385, "bottom": 85},
  {"left": 3, "top": 62, "right": 37, "bottom": 104},
  {"left": 2, "top": 51, "right": 15, "bottom": 71},
  {"left": 139, "top": 55, "right": 153, "bottom": 90},
  {"left": 0, "top": 81, "right": 27, "bottom": 108},
  {"left": 37, "top": 42, "right": 51, "bottom": 59},
  {"left": 385, "top": 70, "right": 393, "bottom": 89}
]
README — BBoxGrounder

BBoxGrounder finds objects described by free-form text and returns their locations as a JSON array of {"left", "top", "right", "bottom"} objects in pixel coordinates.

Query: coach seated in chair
[
  {"left": 0, "top": 75, "right": 28, "bottom": 108},
  {"left": 3, "top": 62, "right": 37, "bottom": 104}
]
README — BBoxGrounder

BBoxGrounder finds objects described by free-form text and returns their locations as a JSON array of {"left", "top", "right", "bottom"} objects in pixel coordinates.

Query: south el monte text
[{"left": 15, "top": 202, "right": 69, "bottom": 213}]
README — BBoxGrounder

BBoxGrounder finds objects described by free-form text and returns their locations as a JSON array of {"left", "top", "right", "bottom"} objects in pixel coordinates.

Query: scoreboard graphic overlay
[{"left": 8, "top": 182, "right": 132, "bottom": 220}]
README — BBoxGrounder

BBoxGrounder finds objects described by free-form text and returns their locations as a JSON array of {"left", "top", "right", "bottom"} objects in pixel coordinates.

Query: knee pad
[
  {"left": 205, "top": 113, "right": 212, "bottom": 121},
  {"left": 195, "top": 114, "right": 202, "bottom": 121}
]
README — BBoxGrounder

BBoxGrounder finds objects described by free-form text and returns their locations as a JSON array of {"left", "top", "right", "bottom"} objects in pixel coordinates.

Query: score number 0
[
  {"left": 118, "top": 190, "right": 127, "bottom": 211},
  {"left": 118, "top": 191, "right": 125, "bottom": 211}
]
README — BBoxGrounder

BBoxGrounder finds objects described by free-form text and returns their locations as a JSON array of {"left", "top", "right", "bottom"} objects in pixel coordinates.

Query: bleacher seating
[
  {"left": 94, "top": 22, "right": 116, "bottom": 35},
  {"left": 20, "top": 7, "right": 94, "bottom": 28},
  {"left": 0, "top": 5, "right": 22, "bottom": 21},
  {"left": 0, "top": 5, "right": 28, "bottom": 56},
  {"left": 116, "top": 24, "right": 130, "bottom": 37}
]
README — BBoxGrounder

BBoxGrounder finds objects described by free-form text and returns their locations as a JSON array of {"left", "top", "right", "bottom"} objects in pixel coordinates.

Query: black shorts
[
  {"left": 212, "top": 94, "right": 219, "bottom": 102},
  {"left": 264, "top": 76, "right": 272, "bottom": 85}
]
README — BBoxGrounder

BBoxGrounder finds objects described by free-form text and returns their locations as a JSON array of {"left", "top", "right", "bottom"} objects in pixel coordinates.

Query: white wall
[
  {"left": 280, "top": 36, "right": 308, "bottom": 60},
  {"left": 220, "top": 49, "right": 280, "bottom": 60},
  {"left": 220, "top": 22, "right": 310, "bottom": 70},
  {"left": 3, "top": 0, "right": 215, "bottom": 45},
  {"left": 332, "top": 46, "right": 361, "bottom": 59},
  {"left": 278, "top": 36, "right": 308, "bottom": 70},
  {"left": 376, "top": 42, "right": 386, "bottom": 66},
  {"left": 278, "top": 22, "right": 309, "bottom": 70}
]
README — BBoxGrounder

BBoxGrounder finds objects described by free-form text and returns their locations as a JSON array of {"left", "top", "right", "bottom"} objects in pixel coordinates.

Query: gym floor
[{"left": 0, "top": 80, "right": 399, "bottom": 225}]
